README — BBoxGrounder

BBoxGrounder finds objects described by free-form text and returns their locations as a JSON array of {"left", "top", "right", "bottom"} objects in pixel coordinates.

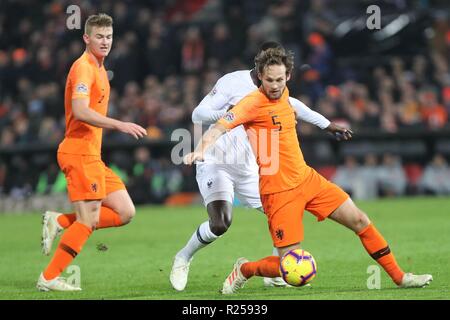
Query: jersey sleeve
[
  {"left": 217, "top": 95, "right": 259, "bottom": 130},
  {"left": 191, "top": 76, "right": 232, "bottom": 124},
  {"left": 288, "top": 96, "right": 330, "bottom": 129},
  {"left": 70, "top": 62, "right": 95, "bottom": 100},
  {"left": 204, "top": 77, "right": 231, "bottom": 110}
]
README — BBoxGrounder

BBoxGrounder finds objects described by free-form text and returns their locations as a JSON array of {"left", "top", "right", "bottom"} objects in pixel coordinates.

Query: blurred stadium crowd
[{"left": 0, "top": 0, "right": 450, "bottom": 205}]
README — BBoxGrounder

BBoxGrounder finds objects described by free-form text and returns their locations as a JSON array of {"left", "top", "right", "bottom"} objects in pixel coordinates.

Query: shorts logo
[
  {"left": 209, "top": 87, "right": 217, "bottom": 96},
  {"left": 91, "top": 183, "right": 98, "bottom": 193},
  {"left": 207, "top": 179, "right": 213, "bottom": 189},
  {"left": 275, "top": 229, "right": 284, "bottom": 240},
  {"left": 75, "top": 83, "right": 88, "bottom": 94},
  {"left": 223, "top": 111, "right": 235, "bottom": 122}
]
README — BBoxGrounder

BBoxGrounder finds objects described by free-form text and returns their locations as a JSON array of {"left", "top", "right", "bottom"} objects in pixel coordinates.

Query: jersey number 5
[{"left": 271, "top": 115, "right": 282, "bottom": 131}]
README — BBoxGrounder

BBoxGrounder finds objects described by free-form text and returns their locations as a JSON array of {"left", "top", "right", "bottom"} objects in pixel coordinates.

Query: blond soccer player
[{"left": 37, "top": 14, "right": 147, "bottom": 292}]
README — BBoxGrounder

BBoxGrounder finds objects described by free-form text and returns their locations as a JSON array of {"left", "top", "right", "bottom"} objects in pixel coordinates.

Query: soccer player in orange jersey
[
  {"left": 36, "top": 14, "right": 147, "bottom": 291},
  {"left": 184, "top": 48, "right": 432, "bottom": 293}
]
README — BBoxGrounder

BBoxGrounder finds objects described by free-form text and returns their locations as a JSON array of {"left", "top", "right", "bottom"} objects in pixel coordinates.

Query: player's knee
[
  {"left": 210, "top": 223, "right": 226, "bottom": 236},
  {"left": 353, "top": 209, "right": 370, "bottom": 232},
  {"left": 120, "top": 204, "right": 136, "bottom": 225},
  {"left": 210, "top": 217, "right": 232, "bottom": 236}
]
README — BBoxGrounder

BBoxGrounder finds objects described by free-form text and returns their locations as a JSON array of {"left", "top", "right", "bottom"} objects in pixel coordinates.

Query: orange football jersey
[
  {"left": 218, "top": 87, "right": 309, "bottom": 194},
  {"left": 58, "top": 51, "right": 110, "bottom": 155}
]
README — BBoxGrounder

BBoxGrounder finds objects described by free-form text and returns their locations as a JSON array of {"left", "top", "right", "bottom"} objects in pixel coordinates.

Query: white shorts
[{"left": 196, "top": 163, "right": 262, "bottom": 208}]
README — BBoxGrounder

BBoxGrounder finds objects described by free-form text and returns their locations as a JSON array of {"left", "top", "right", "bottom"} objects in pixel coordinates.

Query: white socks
[{"left": 176, "top": 221, "right": 219, "bottom": 261}]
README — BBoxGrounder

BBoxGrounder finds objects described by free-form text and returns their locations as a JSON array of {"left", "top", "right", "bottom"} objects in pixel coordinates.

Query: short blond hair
[{"left": 85, "top": 13, "right": 113, "bottom": 35}]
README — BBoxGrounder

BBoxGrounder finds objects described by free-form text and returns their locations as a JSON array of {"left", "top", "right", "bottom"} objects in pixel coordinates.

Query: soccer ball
[{"left": 279, "top": 249, "right": 317, "bottom": 287}]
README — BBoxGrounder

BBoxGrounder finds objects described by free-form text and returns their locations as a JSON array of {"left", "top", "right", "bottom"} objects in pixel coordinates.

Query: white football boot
[
  {"left": 41, "top": 211, "right": 64, "bottom": 256},
  {"left": 263, "top": 276, "right": 292, "bottom": 287},
  {"left": 221, "top": 257, "right": 249, "bottom": 294},
  {"left": 399, "top": 273, "right": 433, "bottom": 288},
  {"left": 263, "top": 277, "right": 312, "bottom": 288},
  {"left": 36, "top": 273, "right": 81, "bottom": 292},
  {"left": 170, "top": 256, "right": 193, "bottom": 291}
]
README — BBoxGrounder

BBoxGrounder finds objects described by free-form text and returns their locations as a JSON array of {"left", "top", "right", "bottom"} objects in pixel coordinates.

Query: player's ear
[
  {"left": 83, "top": 33, "right": 90, "bottom": 45},
  {"left": 286, "top": 72, "right": 291, "bottom": 81},
  {"left": 257, "top": 72, "right": 262, "bottom": 81}
]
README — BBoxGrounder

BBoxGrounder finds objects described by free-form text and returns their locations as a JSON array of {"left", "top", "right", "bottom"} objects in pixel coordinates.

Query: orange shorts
[
  {"left": 57, "top": 153, "right": 126, "bottom": 202},
  {"left": 261, "top": 166, "right": 349, "bottom": 248}
]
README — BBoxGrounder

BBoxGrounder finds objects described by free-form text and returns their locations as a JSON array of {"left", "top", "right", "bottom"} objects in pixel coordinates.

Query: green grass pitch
[{"left": 0, "top": 197, "right": 449, "bottom": 300}]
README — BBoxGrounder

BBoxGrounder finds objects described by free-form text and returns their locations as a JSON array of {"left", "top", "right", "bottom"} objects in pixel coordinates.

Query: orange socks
[
  {"left": 357, "top": 223, "right": 405, "bottom": 285},
  {"left": 95, "top": 207, "right": 123, "bottom": 229},
  {"left": 241, "top": 256, "right": 281, "bottom": 279},
  {"left": 43, "top": 222, "right": 92, "bottom": 280},
  {"left": 57, "top": 207, "right": 123, "bottom": 229},
  {"left": 57, "top": 213, "right": 76, "bottom": 228}
]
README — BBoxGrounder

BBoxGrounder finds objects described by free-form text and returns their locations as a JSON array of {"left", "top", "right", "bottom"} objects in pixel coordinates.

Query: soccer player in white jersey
[{"left": 170, "top": 42, "right": 349, "bottom": 291}]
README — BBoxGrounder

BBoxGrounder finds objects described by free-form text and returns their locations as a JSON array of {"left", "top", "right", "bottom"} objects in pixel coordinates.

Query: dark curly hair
[{"left": 254, "top": 47, "right": 294, "bottom": 76}]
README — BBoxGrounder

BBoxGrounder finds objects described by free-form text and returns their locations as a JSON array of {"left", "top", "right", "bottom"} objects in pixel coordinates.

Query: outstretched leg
[{"left": 329, "top": 198, "right": 432, "bottom": 288}]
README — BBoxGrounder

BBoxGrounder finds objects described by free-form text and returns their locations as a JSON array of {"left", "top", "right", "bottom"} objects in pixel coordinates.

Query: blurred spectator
[
  {"left": 127, "top": 147, "right": 183, "bottom": 204},
  {"left": 181, "top": 26, "right": 205, "bottom": 74},
  {"left": 420, "top": 154, "right": 450, "bottom": 195},
  {"left": 332, "top": 155, "right": 359, "bottom": 196},
  {"left": 0, "top": 160, "right": 6, "bottom": 194},
  {"left": 378, "top": 154, "right": 407, "bottom": 197},
  {"left": 397, "top": 82, "right": 423, "bottom": 129},
  {"left": 306, "top": 32, "right": 333, "bottom": 82},
  {"left": 127, "top": 147, "right": 154, "bottom": 204},
  {"left": 443, "top": 87, "right": 450, "bottom": 115},
  {"left": 419, "top": 89, "right": 448, "bottom": 130},
  {"left": 355, "top": 154, "right": 379, "bottom": 200},
  {"left": 207, "top": 23, "right": 237, "bottom": 65}
]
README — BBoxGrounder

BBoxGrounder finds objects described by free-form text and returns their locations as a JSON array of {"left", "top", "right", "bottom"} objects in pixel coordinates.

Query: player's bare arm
[
  {"left": 72, "top": 98, "right": 147, "bottom": 139},
  {"left": 183, "top": 123, "right": 227, "bottom": 165}
]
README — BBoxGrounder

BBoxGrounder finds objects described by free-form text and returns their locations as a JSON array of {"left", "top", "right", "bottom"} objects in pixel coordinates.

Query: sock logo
[{"left": 370, "top": 246, "right": 391, "bottom": 260}]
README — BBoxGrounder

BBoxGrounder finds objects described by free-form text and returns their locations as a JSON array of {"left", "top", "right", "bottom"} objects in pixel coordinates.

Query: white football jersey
[{"left": 196, "top": 70, "right": 259, "bottom": 175}]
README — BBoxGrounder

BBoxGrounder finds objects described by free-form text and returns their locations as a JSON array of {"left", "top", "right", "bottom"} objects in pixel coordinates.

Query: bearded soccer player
[
  {"left": 184, "top": 48, "right": 432, "bottom": 294},
  {"left": 37, "top": 14, "right": 147, "bottom": 291},
  {"left": 170, "top": 42, "right": 347, "bottom": 291}
]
